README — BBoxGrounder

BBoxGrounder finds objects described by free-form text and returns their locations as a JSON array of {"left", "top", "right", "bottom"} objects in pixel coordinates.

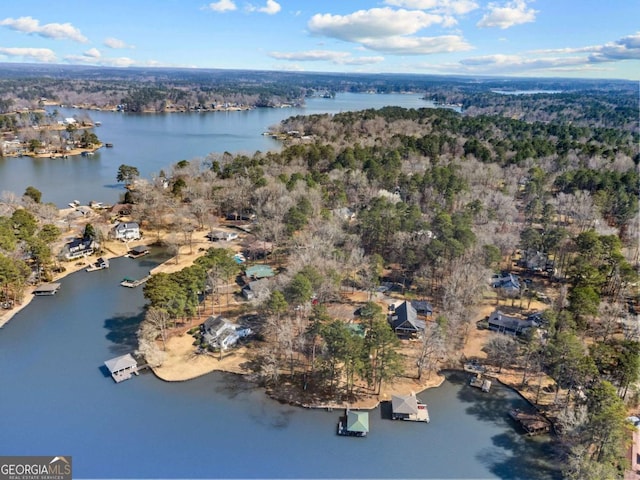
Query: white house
[
  {"left": 112, "top": 222, "right": 141, "bottom": 241},
  {"left": 201, "top": 316, "right": 252, "bottom": 350},
  {"left": 62, "top": 238, "right": 97, "bottom": 260}
]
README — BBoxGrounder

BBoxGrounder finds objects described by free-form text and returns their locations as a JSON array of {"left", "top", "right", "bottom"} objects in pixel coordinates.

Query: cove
[{"left": 0, "top": 254, "right": 560, "bottom": 479}]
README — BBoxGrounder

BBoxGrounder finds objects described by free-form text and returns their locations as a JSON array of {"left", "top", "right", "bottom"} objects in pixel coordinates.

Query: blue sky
[{"left": 0, "top": 0, "right": 638, "bottom": 79}]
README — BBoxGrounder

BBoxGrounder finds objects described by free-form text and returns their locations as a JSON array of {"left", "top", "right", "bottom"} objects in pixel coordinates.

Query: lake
[
  {"left": 0, "top": 93, "right": 444, "bottom": 208},
  {"left": 0, "top": 92, "right": 560, "bottom": 478},
  {"left": 0, "top": 255, "right": 560, "bottom": 479}
]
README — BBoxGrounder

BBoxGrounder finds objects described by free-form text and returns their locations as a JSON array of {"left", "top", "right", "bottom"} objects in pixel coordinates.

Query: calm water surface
[
  {"left": 0, "top": 257, "right": 560, "bottom": 479},
  {"left": 0, "top": 93, "right": 439, "bottom": 207}
]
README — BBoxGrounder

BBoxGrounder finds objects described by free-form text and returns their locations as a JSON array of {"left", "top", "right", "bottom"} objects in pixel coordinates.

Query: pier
[
  {"left": 120, "top": 276, "right": 150, "bottom": 288},
  {"left": 86, "top": 257, "right": 109, "bottom": 272},
  {"left": 469, "top": 374, "right": 492, "bottom": 392}
]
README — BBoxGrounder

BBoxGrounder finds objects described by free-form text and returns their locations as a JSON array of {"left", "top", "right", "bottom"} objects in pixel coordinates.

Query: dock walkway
[{"left": 120, "top": 276, "right": 150, "bottom": 288}]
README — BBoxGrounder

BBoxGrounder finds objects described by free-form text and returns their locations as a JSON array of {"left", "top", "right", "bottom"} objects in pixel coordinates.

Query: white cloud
[
  {"left": 384, "top": 0, "right": 479, "bottom": 15},
  {"left": 0, "top": 16, "right": 87, "bottom": 43},
  {"left": 64, "top": 53, "right": 136, "bottom": 67},
  {"left": 103, "top": 37, "right": 134, "bottom": 49},
  {"left": 477, "top": 0, "right": 537, "bottom": 29},
  {"left": 589, "top": 32, "right": 640, "bottom": 62},
  {"left": 306, "top": 8, "right": 472, "bottom": 56},
  {"left": 205, "top": 0, "right": 237, "bottom": 12},
  {"left": 268, "top": 49, "right": 384, "bottom": 65},
  {"left": 256, "top": 0, "right": 281, "bottom": 14},
  {"left": 363, "top": 35, "right": 472, "bottom": 55},
  {"left": 0, "top": 47, "right": 57, "bottom": 62},
  {"left": 436, "top": 32, "right": 640, "bottom": 75},
  {"left": 83, "top": 48, "right": 101, "bottom": 58},
  {"left": 308, "top": 8, "right": 443, "bottom": 42},
  {"left": 527, "top": 32, "right": 640, "bottom": 62}
]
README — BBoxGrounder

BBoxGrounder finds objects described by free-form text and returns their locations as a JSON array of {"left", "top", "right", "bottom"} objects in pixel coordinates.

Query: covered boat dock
[
  {"left": 337, "top": 410, "right": 369, "bottom": 437},
  {"left": 391, "top": 393, "right": 430, "bottom": 422},
  {"left": 33, "top": 283, "right": 61, "bottom": 295},
  {"left": 104, "top": 353, "right": 139, "bottom": 383}
]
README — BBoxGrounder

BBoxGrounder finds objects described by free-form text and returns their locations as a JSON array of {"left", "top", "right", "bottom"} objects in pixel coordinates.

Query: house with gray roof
[
  {"left": 488, "top": 310, "right": 536, "bottom": 336},
  {"left": 241, "top": 278, "right": 271, "bottom": 300},
  {"left": 491, "top": 273, "right": 521, "bottom": 296},
  {"left": 112, "top": 222, "right": 141, "bottom": 241},
  {"left": 388, "top": 301, "right": 426, "bottom": 336},
  {"left": 201, "top": 316, "right": 252, "bottom": 350},
  {"left": 411, "top": 300, "right": 433, "bottom": 316},
  {"left": 61, "top": 237, "right": 97, "bottom": 260}
]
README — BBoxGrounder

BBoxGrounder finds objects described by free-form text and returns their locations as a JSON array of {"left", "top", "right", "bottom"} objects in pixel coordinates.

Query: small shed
[{"left": 104, "top": 353, "right": 138, "bottom": 383}]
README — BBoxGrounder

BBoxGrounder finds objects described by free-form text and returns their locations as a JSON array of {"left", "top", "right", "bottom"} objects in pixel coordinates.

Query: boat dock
[
  {"left": 509, "top": 409, "right": 551, "bottom": 435},
  {"left": 86, "top": 257, "right": 109, "bottom": 272},
  {"left": 126, "top": 245, "right": 150, "bottom": 259},
  {"left": 337, "top": 409, "right": 369, "bottom": 437},
  {"left": 391, "top": 393, "right": 430, "bottom": 422},
  {"left": 33, "top": 283, "right": 61, "bottom": 296},
  {"left": 469, "top": 374, "right": 492, "bottom": 392},
  {"left": 104, "top": 354, "right": 139, "bottom": 383},
  {"left": 120, "top": 276, "right": 150, "bottom": 288}
]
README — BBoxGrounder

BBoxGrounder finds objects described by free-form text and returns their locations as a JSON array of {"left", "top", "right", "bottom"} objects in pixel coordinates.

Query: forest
[
  {"left": 0, "top": 69, "right": 638, "bottom": 478},
  {"left": 132, "top": 103, "right": 638, "bottom": 478}
]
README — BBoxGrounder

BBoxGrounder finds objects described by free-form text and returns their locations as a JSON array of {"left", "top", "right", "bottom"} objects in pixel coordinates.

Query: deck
[{"left": 509, "top": 409, "right": 551, "bottom": 435}]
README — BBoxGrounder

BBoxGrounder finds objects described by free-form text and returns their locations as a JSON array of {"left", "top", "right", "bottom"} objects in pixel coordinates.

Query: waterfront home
[
  {"left": 488, "top": 310, "right": 537, "bottom": 336},
  {"left": 104, "top": 353, "right": 138, "bottom": 383},
  {"left": 337, "top": 410, "right": 369, "bottom": 437},
  {"left": 61, "top": 237, "right": 97, "bottom": 260},
  {"left": 388, "top": 301, "right": 425, "bottom": 337},
  {"left": 201, "top": 316, "right": 252, "bottom": 350},
  {"left": 391, "top": 393, "right": 430, "bottom": 422},
  {"left": 112, "top": 222, "right": 141, "bottom": 241}
]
